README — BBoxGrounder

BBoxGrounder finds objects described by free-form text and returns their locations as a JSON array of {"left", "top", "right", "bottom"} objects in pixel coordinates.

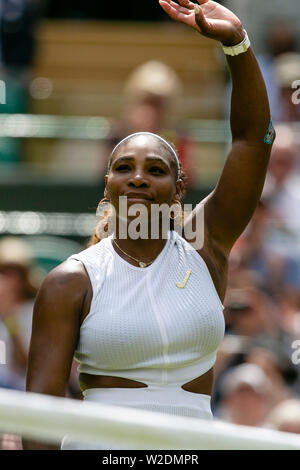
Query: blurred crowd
[{"left": 1, "top": 0, "right": 300, "bottom": 451}]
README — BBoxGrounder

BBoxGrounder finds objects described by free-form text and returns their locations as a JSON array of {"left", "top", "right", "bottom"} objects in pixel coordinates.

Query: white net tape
[{"left": 0, "top": 388, "right": 300, "bottom": 450}]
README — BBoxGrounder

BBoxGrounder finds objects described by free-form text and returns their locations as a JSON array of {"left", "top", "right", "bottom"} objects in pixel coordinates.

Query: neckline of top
[{"left": 106, "top": 230, "right": 174, "bottom": 271}]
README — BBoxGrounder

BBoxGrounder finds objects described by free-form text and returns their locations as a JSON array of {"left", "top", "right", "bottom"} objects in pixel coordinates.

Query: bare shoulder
[
  {"left": 46, "top": 258, "right": 90, "bottom": 285},
  {"left": 37, "top": 258, "right": 91, "bottom": 308}
]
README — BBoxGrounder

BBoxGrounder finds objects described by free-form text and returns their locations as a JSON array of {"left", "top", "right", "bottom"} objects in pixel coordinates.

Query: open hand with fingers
[{"left": 158, "top": 0, "right": 245, "bottom": 46}]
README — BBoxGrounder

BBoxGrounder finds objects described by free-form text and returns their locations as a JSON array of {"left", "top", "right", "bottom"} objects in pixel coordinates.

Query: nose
[{"left": 128, "top": 171, "right": 149, "bottom": 188}]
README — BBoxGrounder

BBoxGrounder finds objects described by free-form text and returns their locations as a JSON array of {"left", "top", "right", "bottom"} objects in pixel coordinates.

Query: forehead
[{"left": 112, "top": 135, "right": 173, "bottom": 164}]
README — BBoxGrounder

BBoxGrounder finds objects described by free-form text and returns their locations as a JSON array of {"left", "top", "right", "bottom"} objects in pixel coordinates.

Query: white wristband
[{"left": 222, "top": 30, "right": 250, "bottom": 56}]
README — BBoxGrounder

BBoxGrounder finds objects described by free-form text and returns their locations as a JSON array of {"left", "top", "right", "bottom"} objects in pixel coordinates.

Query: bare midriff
[{"left": 79, "top": 367, "right": 213, "bottom": 396}]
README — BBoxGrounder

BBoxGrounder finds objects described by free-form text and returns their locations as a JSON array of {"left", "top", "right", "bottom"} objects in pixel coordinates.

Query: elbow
[
  {"left": 232, "top": 121, "right": 276, "bottom": 149},
  {"left": 263, "top": 120, "right": 276, "bottom": 146}
]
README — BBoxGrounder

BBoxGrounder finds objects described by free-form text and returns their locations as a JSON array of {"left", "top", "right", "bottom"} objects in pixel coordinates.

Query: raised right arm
[{"left": 22, "top": 259, "right": 90, "bottom": 449}]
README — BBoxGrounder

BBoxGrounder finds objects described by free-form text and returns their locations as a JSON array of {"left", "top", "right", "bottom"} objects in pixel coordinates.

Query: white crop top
[{"left": 69, "top": 230, "right": 225, "bottom": 387}]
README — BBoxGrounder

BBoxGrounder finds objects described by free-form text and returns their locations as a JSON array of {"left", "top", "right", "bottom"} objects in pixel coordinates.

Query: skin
[{"left": 24, "top": 0, "right": 274, "bottom": 449}]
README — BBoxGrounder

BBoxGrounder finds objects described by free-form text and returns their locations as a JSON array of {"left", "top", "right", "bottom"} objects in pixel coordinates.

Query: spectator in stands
[
  {"left": 102, "top": 61, "right": 195, "bottom": 188},
  {"left": 215, "top": 363, "right": 274, "bottom": 427},
  {"left": 264, "top": 399, "right": 300, "bottom": 433},
  {"left": 0, "top": 432, "right": 22, "bottom": 451},
  {"left": 245, "top": 335, "right": 297, "bottom": 406},
  {"left": 213, "top": 250, "right": 300, "bottom": 411},
  {"left": 263, "top": 125, "right": 300, "bottom": 236},
  {"left": 257, "top": 21, "right": 298, "bottom": 122},
  {"left": 224, "top": 1, "right": 300, "bottom": 54},
  {"left": 223, "top": 18, "right": 299, "bottom": 122},
  {"left": 223, "top": 286, "right": 281, "bottom": 338},
  {"left": 273, "top": 52, "right": 300, "bottom": 122},
  {"left": 230, "top": 200, "right": 300, "bottom": 307},
  {"left": 0, "top": 237, "right": 37, "bottom": 390}
]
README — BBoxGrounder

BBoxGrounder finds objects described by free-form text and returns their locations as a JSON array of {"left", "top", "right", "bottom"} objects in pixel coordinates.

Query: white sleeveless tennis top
[{"left": 69, "top": 230, "right": 225, "bottom": 387}]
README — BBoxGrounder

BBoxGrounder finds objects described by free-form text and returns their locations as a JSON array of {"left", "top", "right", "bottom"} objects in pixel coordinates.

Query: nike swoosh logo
[{"left": 176, "top": 270, "right": 192, "bottom": 288}]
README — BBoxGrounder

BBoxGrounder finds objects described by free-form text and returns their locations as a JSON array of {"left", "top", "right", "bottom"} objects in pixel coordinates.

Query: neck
[{"left": 113, "top": 230, "right": 169, "bottom": 262}]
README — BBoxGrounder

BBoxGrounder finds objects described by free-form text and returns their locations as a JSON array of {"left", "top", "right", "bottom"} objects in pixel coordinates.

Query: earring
[
  {"left": 96, "top": 197, "right": 112, "bottom": 216},
  {"left": 169, "top": 201, "right": 182, "bottom": 220},
  {"left": 95, "top": 197, "right": 115, "bottom": 238}
]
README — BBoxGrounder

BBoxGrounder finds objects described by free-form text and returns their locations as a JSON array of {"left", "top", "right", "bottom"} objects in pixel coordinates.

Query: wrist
[
  {"left": 222, "top": 30, "right": 251, "bottom": 57},
  {"left": 222, "top": 27, "right": 245, "bottom": 47}
]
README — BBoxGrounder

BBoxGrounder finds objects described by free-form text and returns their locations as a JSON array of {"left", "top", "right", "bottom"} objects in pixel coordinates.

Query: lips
[{"left": 123, "top": 192, "right": 154, "bottom": 201}]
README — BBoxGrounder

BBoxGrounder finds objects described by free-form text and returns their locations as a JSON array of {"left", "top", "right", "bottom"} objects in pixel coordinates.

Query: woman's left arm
[
  {"left": 205, "top": 45, "right": 274, "bottom": 256},
  {"left": 159, "top": 0, "right": 275, "bottom": 255}
]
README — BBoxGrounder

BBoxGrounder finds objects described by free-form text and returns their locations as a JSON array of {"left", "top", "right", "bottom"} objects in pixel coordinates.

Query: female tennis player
[{"left": 24, "top": 0, "right": 275, "bottom": 450}]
